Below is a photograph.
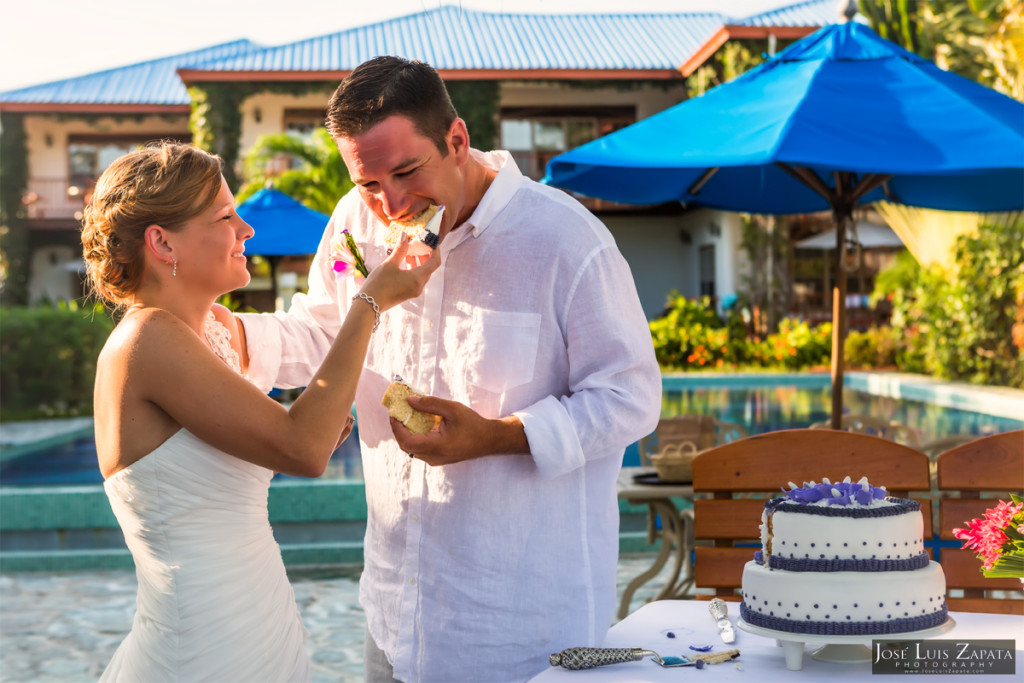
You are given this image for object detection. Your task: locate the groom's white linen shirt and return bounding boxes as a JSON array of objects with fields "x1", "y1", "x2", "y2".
[{"x1": 240, "y1": 150, "x2": 661, "y2": 682}]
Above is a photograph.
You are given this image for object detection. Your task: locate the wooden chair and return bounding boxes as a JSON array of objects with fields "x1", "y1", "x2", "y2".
[
  {"x1": 936, "y1": 430, "x2": 1024, "y2": 615},
  {"x1": 918, "y1": 434, "x2": 976, "y2": 461},
  {"x1": 809, "y1": 413, "x2": 921, "y2": 446},
  {"x1": 713, "y1": 419, "x2": 749, "y2": 445},
  {"x1": 691, "y1": 428, "x2": 932, "y2": 601},
  {"x1": 636, "y1": 415, "x2": 715, "y2": 466}
]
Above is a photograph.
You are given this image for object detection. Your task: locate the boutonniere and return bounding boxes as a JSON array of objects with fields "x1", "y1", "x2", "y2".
[{"x1": 329, "y1": 230, "x2": 369, "y2": 278}]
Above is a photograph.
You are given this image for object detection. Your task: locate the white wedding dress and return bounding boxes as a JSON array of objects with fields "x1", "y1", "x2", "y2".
[{"x1": 99, "y1": 315, "x2": 311, "y2": 682}]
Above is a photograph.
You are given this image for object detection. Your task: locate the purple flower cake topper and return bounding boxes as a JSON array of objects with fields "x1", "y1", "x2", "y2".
[{"x1": 780, "y1": 476, "x2": 887, "y2": 506}]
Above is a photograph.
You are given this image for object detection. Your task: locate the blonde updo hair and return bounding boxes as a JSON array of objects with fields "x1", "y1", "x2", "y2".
[{"x1": 81, "y1": 142, "x2": 224, "y2": 309}]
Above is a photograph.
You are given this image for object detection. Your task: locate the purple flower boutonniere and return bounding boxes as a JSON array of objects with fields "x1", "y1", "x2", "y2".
[{"x1": 329, "y1": 230, "x2": 369, "y2": 279}]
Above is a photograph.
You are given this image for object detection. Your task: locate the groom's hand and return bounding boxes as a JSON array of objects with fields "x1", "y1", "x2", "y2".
[{"x1": 390, "y1": 395, "x2": 529, "y2": 466}]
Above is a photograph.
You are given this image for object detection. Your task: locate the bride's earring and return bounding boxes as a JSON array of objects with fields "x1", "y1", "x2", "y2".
[{"x1": 171, "y1": 257, "x2": 178, "y2": 277}]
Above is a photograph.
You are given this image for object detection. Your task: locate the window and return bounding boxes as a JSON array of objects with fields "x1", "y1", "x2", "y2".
[
  {"x1": 499, "y1": 107, "x2": 634, "y2": 181},
  {"x1": 283, "y1": 109, "x2": 326, "y2": 139},
  {"x1": 68, "y1": 134, "x2": 187, "y2": 186},
  {"x1": 699, "y1": 245, "x2": 716, "y2": 299},
  {"x1": 68, "y1": 141, "x2": 135, "y2": 182}
]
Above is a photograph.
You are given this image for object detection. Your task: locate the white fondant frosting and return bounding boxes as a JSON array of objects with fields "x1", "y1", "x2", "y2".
[
  {"x1": 741, "y1": 560, "x2": 947, "y2": 635},
  {"x1": 762, "y1": 499, "x2": 925, "y2": 565},
  {"x1": 742, "y1": 479, "x2": 947, "y2": 636}
]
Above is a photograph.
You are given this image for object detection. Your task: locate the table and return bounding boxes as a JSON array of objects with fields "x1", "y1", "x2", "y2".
[
  {"x1": 617, "y1": 467, "x2": 694, "y2": 618},
  {"x1": 531, "y1": 600, "x2": 1024, "y2": 681}
]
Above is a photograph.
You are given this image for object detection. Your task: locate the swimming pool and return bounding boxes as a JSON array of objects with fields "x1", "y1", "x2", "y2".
[
  {"x1": 0, "y1": 427, "x2": 364, "y2": 487},
  {"x1": 3, "y1": 373, "x2": 1021, "y2": 486},
  {"x1": 659, "y1": 375, "x2": 1022, "y2": 441}
]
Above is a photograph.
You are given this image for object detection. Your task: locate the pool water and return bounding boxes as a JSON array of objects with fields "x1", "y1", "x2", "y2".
[
  {"x1": 0, "y1": 426, "x2": 363, "y2": 487},
  {"x1": 3, "y1": 376, "x2": 1021, "y2": 486},
  {"x1": 659, "y1": 385, "x2": 1021, "y2": 442}
]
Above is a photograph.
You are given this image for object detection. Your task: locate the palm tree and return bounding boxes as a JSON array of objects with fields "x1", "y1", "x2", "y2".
[
  {"x1": 860, "y1": 0, "x2": 1022, "y2": 100},
  {"x1": 237, "y1": 127, "x2": 352, "y2": 215},
  {"x1": 857, "y1": 0, "x2": 927, "y2": 55}
]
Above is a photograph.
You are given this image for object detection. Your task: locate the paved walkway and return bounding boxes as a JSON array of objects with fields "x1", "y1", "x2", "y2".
[{"x1": 0, "y1": 556, "x2": 678, "y2": 682}]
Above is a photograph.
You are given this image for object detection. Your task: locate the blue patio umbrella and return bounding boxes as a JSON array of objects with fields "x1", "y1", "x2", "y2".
[
  {"x1": 236, "y1": 187, "x2": 330, "y2": 302},
  {"x1": 543, "y1": 21, "x2": 1024, "y2": 428},
  {"x1": 236, "y1": 187, "x2": 330, "y2": 256}
]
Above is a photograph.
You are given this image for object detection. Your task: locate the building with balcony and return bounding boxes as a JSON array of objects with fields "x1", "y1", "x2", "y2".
[{"x1": 0, "y1": 1, "x2": 840, "y2": 313}]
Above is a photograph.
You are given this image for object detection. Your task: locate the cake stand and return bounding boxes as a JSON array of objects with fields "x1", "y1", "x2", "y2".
[{"x1": 736, "y1": 616, "x2": 956, "y2": 671}]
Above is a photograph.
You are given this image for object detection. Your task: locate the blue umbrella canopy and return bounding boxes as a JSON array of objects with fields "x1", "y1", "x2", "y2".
[
  {"x1": 236, "y1": 188, "x2": 330, "y2": 256},
  {"x1": 544, "y1": 22, "x2": 1024, "y2": 214},
  {"x1": 544, "y1": 21, "x2": 1024, "y2": 427}
]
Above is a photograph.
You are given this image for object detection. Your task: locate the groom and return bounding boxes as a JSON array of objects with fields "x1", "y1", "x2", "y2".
[{"x1": 239, "y1": 56, "x2": 661, "y2": 682}]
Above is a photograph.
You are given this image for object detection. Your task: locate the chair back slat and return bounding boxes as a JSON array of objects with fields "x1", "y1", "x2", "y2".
[
  {"x1": 692, "y1": 429, "x2": 930, "y2": 493},
  {"x1": 945, "y1": 597, "x2": 1024, "y2": 616},
  {"x1": 941, "y1": 549, "x2": 1022, "y2": 590},
  {"x1": 935, "y1": 430, "x2": 1024, "y2": 614},
  {"x1": 692, "y1": 548, "x2": 751, "y2": 589},
  {"x1": 940, "y1": 499, "x2": 1001, "y2": 539},
  {"x1": 694, "y1": 500, "x2": 765, "y2": 539},
  {"x1": 936, "y1": 431, "x2": 1024, "y2": 490}
]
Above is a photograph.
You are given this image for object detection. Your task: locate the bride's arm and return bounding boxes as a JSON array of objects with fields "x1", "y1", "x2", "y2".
[{"x1": 135, "y1": 240, "x2": 437, "y2": 476}]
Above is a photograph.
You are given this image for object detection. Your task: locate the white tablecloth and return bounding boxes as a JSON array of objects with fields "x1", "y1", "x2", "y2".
[{"x1": 530, "y1": 600, "x2": 1023, "y2": 681}]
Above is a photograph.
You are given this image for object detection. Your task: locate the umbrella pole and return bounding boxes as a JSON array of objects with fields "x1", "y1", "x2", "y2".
[
  {"x1": 830, "y1": 212, "x2": 848, "y2": 430},
  {"x1": 778, "y1": 164, "x2": 891, "y2": 430}
]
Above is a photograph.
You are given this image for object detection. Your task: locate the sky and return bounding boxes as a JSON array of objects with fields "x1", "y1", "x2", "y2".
[{"x1": 0, "y1": 0, "x2": 800, "y2": 92}]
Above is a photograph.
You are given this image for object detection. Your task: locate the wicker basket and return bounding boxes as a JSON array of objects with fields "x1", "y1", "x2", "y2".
[{"x1": 649, "y1": 441, "x2": 699, "y2": 483}]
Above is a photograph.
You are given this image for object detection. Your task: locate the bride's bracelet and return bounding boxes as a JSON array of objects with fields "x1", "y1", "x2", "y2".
[{"x1": 352, "y1": 292, "x2": 380, "y2": 333}]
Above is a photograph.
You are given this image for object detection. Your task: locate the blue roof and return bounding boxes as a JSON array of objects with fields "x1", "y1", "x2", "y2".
[
  {"x1": 734, "y1": 0, "x2": 842, "y2": 27},
  {"x1": 183, "y1": 6, "x2": 726, "y2": 73},
  {"x1": 1, "y1": 1, "x2": 837, "y2": 106},
  {"x1": 0, "y1": 40, "x2": 258, "y2": 106}
]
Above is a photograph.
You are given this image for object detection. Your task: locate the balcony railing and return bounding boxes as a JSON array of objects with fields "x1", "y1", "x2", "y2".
[{"x1": 23, "y1": 178, "x2": 95, "y2": 221}]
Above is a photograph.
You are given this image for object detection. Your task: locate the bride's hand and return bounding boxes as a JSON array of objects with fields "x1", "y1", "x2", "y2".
[{"x1": 358, "y1": 234, "x2": 440, "y2": 311}]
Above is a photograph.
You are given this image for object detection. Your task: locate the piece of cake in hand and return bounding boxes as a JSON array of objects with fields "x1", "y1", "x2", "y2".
[
  {"x1": 381, "y1": 381, "x2": 441, "y2": 435},
  {"x1": 384, "y1": 205, "x2": 444, "y2": 256}
]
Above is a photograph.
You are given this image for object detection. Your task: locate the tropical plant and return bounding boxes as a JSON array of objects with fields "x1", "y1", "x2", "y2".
[
  {"x1": 860, "y1": 1, "x2": 1022, "y2": 99},
  {"x1": 844, "y1": 325, "x2": 898, "y2": 369},
  {"x1": 686, "y1": 40, "x2": 769, "y2": 98},
  {"x1": 965, "y1": 0, "x2": 1024, "y2": 99},
  {"x1": 858, "y1": 0, "x2": 927, "y2": 55},
  {"x1": 873, "y1": 216, "x2": 1024, "y2": 387},
  {"x1": 954, "y1": 495, "x2": 1024, "y2": 579},
  {"x1": 237, "y1": 127, "x2": 353, "y2": 215}
]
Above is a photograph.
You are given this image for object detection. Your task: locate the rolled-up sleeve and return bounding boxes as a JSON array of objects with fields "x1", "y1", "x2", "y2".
[{"x1": 516, "y1": 245, "x2": 662, "y2": 480}]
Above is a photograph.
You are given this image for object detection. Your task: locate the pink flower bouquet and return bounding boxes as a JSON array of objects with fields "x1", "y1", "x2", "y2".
[
  {"x1": 952, "y1": 494, "x2": 1024, "y2": 579},
  {"x1": 329, "y1": 230, "x2": 368, "y2": 278}
]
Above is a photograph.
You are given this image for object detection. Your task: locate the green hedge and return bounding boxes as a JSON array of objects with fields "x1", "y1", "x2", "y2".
[
  {"x1": 651, "y1": 217, "x2": 1022, "y2": 387},
  {"x1": 875, "y1": 218, "x2": 1024, "y2": 388},
  {"x1": 649, "y1": 294, "x2": 833, "y2": 372},
  {"x1": 0, "y1": 304, "x2": 113, "y2": 420}
]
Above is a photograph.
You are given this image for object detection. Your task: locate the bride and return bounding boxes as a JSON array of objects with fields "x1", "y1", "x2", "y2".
[{"x1": 81, "y1": 142, "x2": 438, "y2": 682}]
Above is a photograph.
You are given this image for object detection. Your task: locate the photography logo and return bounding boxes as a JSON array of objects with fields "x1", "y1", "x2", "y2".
[{"x1": 872, "y1": 640, "x2": 1015, "y2": 675}]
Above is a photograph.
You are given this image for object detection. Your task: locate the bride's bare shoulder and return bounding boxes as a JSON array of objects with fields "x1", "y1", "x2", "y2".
[{"x1": 100, "y1": 309, "x2": 194, "y2": 362}]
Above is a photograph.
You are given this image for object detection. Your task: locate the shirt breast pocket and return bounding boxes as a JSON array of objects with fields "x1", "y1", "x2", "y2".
[{"x1": 463, "y1": 307, "x2": 542, "y2": 395}]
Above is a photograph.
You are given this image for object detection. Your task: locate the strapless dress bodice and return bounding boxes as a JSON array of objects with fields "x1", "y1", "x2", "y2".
[{"x1": 100, "y1": 429, "x2": 310, "y2": 682}]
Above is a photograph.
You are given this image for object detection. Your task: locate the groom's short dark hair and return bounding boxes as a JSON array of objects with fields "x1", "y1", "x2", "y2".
[{"x1": 325, "y1": 56, "x2": 459, "y2": 156}]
